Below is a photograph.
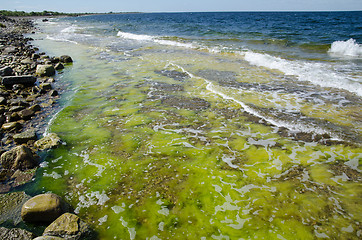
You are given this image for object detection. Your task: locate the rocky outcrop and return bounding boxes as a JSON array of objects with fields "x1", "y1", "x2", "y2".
[
  {"x1": 21, "y1": 193, "x2": 70, "y2": 223},
  {"x1": 34, "y1": 133, "x2": 62, "y2": 150},
  {"x1": 43, "y1": 213, "x2": 96, "y2": 240}
]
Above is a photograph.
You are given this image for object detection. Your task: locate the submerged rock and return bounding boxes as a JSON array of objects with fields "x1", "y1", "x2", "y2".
[
  {"x1": 0, "y1": 227, "x2": 35, "y2": 240},
  {"x1": 21, "y1": 193, "x2": 70, "y2": 223},
  {"x1": 43, "y1": 213, "x2": 95, "y2": 240},
  {"x1": 34, "y1": 133, "x2": 62, "y2": 150}
]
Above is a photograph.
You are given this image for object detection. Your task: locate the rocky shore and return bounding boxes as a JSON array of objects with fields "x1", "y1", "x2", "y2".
[{"x1": 0, "y1": 16, "x2": 96, "y2": 239}]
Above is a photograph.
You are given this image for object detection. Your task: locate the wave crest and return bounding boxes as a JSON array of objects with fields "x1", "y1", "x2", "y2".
[{"x1": 328, "y1": 38, "x2": 362, "y2": 57}]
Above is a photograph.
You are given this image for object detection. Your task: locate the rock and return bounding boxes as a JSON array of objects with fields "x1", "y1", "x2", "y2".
[
  {"x1": 40, "y1": 82, "x2": 53, "y2": 91},
  {"x1": 3, "y1": 46, "x2": 17, "y2": 54},
  {"x1": 1, "y1": 75, "x2": 36, "y2": 87},
  {"x1": 0, "y1": 227, "x2": 35, "y2": 240},
  {"x1": 54, "y1": 62, "x2": 64, "y2": 70},
  {"x1": 59, "y1": 55, "x2": 73, "y2": 63},
  {"x1": 1, "y1": 122, "x2": 22, "y2": 132},
  {"x1": 0, "y1": 66, "x2": 13, "y2": 76},
  {"x1": 20, "y1": 58, "x2": 33, "y2": 65},
  {"x1": 0, "y1": 191, "x2": 31, "y2": 225},
  {"x1": 0, "y1": 146, "x2": 36, "y2": 171},
  {"x1": 49, "y1": 90, "x2": 59, "y2": 97},
  {"x1": 9, "y1": 105, "x2": 25, "y2": 112},
  {"x1": 35, "y1": 133, "x2": 62, "y2": 150},
  {"x1": 34, "y1": 237, "x2": 65, "y2": 240},
  {"x1": 18, "y1": 108, "x2": 35, "y2": 120},
  {"x1": 0, "y1": 96, "x2": 7, "y2": 105},
  {"x1": 36, "y1": 64, "x2": 55, "y2": 77},
  {"x1": 13, "y1": 129, "x2": 37, "y2": 144},
  {"x1": 29, "y1": 104, "x2": 41, "y2": 112},
  {"x1": 43, "y1": 213, "x2": 95, "y2": 240},
  {"x1": 21, "y1": 193, "x2": 70, "y2": 223}
]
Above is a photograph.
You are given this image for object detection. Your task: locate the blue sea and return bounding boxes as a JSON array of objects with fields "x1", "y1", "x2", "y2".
[{"x1": 31, "y1": 12, "x2": 361, "y2": 239}]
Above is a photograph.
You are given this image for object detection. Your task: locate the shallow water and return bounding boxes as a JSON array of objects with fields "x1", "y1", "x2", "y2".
[{"x1": 29, "y1": 12, "x2": 361, "y2": 239}]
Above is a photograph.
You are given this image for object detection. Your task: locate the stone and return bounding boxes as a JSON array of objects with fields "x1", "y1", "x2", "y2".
[
  {"x1": 1, "y1": 75, "x2": 36, "y2": 87},
  {"x1": 43, "y1": 213, "x2": 95, "y2": 240},
  {"x1": 0, "y1": 227, "x2": 35, "y2": 240},
  {"x1": 54, "y1": 62, "x2": 64, "y2": 70},
  {"x1": 40, "y1": 82, "x2": 53, "y2": 91},
  {"x1": 21, "y1": 193, "x2": 69, "y2": 223},
  {"x1": 29, "y1": 104, "x2": 41, "y2": 112},
  {"x1": 13, "y1": 129, "x2": 37, "y2": 144},
  {"x1": 35, "y1": 133, "x2": 62, "y2": 150},
  {"x1": 9, "y1": 105, "x2": 25, "y2": 112},
  {"x1": 59, "y1": 55, "x2": 73, "y2": 63},
  {"x1": 0, "y1": 145, "x2": 37, "y2": 171},
  {"x1": 0, "y1": 96, "x2": 7, "y2": 105},
  {"x1": 3, "y1": 46, "x2": 17, "y2": 54},
  {"x1": 36, "y1": 64, "x2": 55, "y2": 77},
  {"x1": 49, "y1": 90, "x2": 59, "y2": 96},
  {"x1": 0, "y1": 66, "x2": 13, "y2": 76},
  {"x1": 1, "y1": 122, "x2": 22, "y2": 131},
  {"x1": 18, "y1": 108, "x2": 35, "y2": 120},
  {"x1": 20, "y1": 58, "x2": 33, "y2": 65}
]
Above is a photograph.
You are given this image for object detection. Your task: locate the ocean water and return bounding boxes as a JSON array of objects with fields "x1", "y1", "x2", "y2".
[{"x1": 30, "y1": 12, "x2": 361, "y2": 239}]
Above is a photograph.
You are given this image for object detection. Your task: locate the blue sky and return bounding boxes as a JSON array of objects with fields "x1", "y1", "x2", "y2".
[{"x1": 2, "y1": 0, "x2": 361, "y2": 13}]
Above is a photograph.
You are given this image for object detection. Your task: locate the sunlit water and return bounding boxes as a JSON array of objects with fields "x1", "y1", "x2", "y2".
[{"x1": 28, "y1": 12, "x2": 361, "y2": 239}]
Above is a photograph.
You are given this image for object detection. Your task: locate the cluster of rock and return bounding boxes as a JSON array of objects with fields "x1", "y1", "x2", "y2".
[
  {"x1": 1, "y1": 193, "x2": 96, "y2": 239},
  {"x1": 0, "y1": 16, "x2": 96, "y2": 240}
]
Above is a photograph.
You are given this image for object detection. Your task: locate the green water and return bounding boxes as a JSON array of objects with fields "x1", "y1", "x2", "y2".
[{"x1": 30, "y1": 35, "x2": 362, "y2": 240}]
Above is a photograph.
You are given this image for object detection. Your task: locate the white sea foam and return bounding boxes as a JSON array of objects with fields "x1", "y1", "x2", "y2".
[
  {"x1": 117, "y1": 31, "x2": 195, "y2": 48},
  {"x1": 328, "y1": 38, "x2": 362, "y2": 57},
  {"x1": 243, "y1": 51, "x2": 362, "y2": 96}
]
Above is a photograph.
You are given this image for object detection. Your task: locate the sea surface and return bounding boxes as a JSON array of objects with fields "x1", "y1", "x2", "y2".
[{"x1": 29, "y1": 12, "x2": 361, "y2": 239}]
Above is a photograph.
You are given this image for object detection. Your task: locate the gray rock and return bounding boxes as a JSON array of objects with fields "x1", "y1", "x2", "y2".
[
  {"x1": 34, "y1": 133, "x2": 62, "y2": 150},
  {"x1": 20, "y1": 58, "x2": 34, "y2": 65},
  {"x1": 1, "y1": 75, "x2": 36, "y2": 87},
  {"x1": 3, "y1": 46, "x2": 17, "y2": 54},
  {"x1": 59, "y1": 55, "x2": 73, "y2": 63},
  {"x1": 36, "y1": 64, "x2": 55, "y2": 77},
  {"x1": 43, "y1": 213, "x2": 95, "y2": 240},
  {"x1": 0, "y1": 227, "x2": 35, "y2": 240},
  {"x1": 13, "y1": 129, "x2": 37, "y2": 144},
  {"x1": 0, "y1": 66, "x2": 13, "y2": 76},
  {"x1": 0, "y1": 145, "x2": 37, "y2": 171},
  {"x1": 21, "y1": 193, "x2": 70, "y2": 223}
]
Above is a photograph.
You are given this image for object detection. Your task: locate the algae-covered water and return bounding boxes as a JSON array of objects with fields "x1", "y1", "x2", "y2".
[{"x1": 30, "y1": 12, "x2": 361, "y2": 239}]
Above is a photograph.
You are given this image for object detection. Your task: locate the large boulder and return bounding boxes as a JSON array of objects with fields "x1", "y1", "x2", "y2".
[
  {"x1": 0, "y1": 227, "x2": 35, "y2": 240},
  {"x1": 59, "y1": 55, "x2": 73, "y2": 63},
  {"x1": 21, "y1": 193, "x2": 70, "y2": 223},
  {"x1": 43, "y1": 213, "x2": 95, "y2": 240},
  {"x1": 36, "y1": 64, "x2": 55, "y2": 77},
  {"x1": 34, "y1": 133, "x2": 62, "y2": 150},
  {"x1": 13, "y1": 129, "x2": 37, "y2": 144},
  {"x1": 1, "y1": 75, "x2": 36, "y2": 87},
  {"x1": 0, "y1": 145, "x2": 37, "y2": 171}
]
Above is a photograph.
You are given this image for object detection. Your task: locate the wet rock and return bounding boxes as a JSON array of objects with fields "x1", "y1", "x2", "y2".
[
  {"x1": 1, "y1": 75, "x2": 36, "y2": 87},
  {"x1": 55, "y1": 63, "x2": 64, "y2": 70},
  {"x1": 40, "y1": 82, "x2": 53, "y2": 91},
  {"x1": 0, "y1": 96, "x2": 7, "y2": 105},
  {"x1": 21, "y1": 193, "x2": 70, "y2": 223},
  {"x1": 59, "y1": 55, "x2": 73, "y2": 63},
  {"x1": 20, "y1": 58, "x2": 33, "y2": 65},
  {"x1": 161, "y1": 96, "x2": 210, "y2": 111},
  {"x1": 29, "y1": 104, "x2": 41, "y2": 112},
  {"x1": 34, "y1": 133, "x2": 62, "y2": 151},
  {"x1": 43, "y1": 213, "x2": 96, "y2": 240},
  {"x1": 49, "y1": 90, "x2": 59, "y2": 97},
  {"x1": 0, "y1": 227, "x2": 35, "y2": 240},
  {"x1": 1, "y1": 122, "x2": 22, "y2": 132},
  {"x1": 9, "y1": 105, "x2": 25, "y2": 112},
  {"x1": 0, "y1": 66, "x2": 13, "y2": 76},
  {"x1": 36, "y1": 64, "x2": 55, "y2": 77},
  {"x1": 0, "y1": 191, "x2": 31, "y2": 225},
  {"x1": 18, "y1": 108, "x2": 35, "y2": 120},
  {"x1": 155, "y1": 69, "x2": 190, "y2": 81},
  {"x1": 34, "y1": 236, "x2": 65, "y2": 240},
  {"x1": 0, "y1": 145, "x2": 37, "y2": 171},
  {"x1": 13, "y1": 129, "x2": 37, "y2": 144}
]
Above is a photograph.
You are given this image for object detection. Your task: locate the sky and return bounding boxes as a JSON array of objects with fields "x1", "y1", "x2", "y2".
[{"x1": 1, "y1": 0, "x2": 361, "y2": 13}]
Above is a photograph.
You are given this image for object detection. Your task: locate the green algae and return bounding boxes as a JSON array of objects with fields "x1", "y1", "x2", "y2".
[{"x1": 31, "y1": 32, "x2": 362, "y2": 240}]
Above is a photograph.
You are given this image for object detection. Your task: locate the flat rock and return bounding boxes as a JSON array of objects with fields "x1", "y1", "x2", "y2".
[
  {"x1": 21, "y1": 193, "x2": 69, "y2": 223},
  {"x1": 13, "y1": 129, "x2": 37, "y2": 144},
  {"x1": 1, "y1": 121, "x2": 22, "y2": 132},
  {"x1": 43, "y1": 213, "x2": 95, "y2": 240},
  {"x1": 18, "y1": 108, "x2": 35, "y2": 120},
  {"x1": 1, "y1": 75, "x2": 36, "y2": 87},
  {"x1": 0, "y1": 227, "x2": 35, "y2": 240},
  {"x1": 36, "y1": 64, "x2": 55, "y2": 77}
]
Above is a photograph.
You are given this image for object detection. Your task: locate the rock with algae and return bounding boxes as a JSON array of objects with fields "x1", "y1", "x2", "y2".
[{"x1": 34, "y1": 133, "x2": 62, "y2": 151}]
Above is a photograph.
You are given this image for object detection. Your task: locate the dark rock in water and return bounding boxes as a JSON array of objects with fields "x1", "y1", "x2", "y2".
[
  {"x1": 13, "y1": 129, "x2": 37, "y2": 144},
  {"x1": 43, "y1": 213, "x2": 96, "y2": 240},
  {"x1": 0, "y1": 145, "x2": 37, "y2": 171},
  {"x1": 59, "y1": 55, "x2": 73, "y2": 63},
  {"x1": 34, "y1": 133, "x2": 62, "y2": 151},
  {"x1": 18, "y1": 108, "x2": 35, "y2": 120},
  {"x1": 0, "y1": 66, "x2": 13, "y2": 76},
  {"x1": 49, "y1": 90, "x2": 59, "y2": 97},
  {"x1": 21, "y1": 193, "x2": 71, "y2": 223},
  {"x1": 54, "y1": 63, "x2": 64, "y2": 70},
  {"x1": 9, "y1": 105, "x2": 25, "y2": 112},
  {"x1": 0, "y1": 191, "x2": 31, "y2": 225},
  {"x1": 155, "y1": 70, "x2": 190, "y2": 81},
  {"x1": 161, "y1": 96, "x2": 210, "y2": 111},
  {"x1": 0, "y1": 96, "x2": 7, "y2": 105},
  {"x1": 0, "y1": 226, "x2": 35, "y2": 240},
  {"x1": 36, "y1": 65, "x2": 55, "y2": 77},
  {"x1": 29, "y1": 104, "x2": 41, "y2": 112},
  {"x1": 1, "y1": 75, "x2": 36, "y2": 87},
  {"x1": 40, "y1": 82, "x2": 53, "y2": 91}
]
